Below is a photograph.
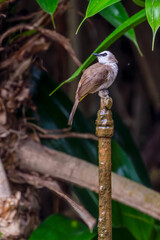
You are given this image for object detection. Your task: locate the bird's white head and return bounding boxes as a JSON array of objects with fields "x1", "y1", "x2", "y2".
[{"x1": 93, "y1": 51, "x2": 118, "y2": 65}]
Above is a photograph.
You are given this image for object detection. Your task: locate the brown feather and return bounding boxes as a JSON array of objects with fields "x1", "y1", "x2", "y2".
[
  {"x1": 76, "y1": 63, "x2": 112, "y2": 100},
  {"x1": 68, "y1": 99, "x2": 79, "y2": 126}
]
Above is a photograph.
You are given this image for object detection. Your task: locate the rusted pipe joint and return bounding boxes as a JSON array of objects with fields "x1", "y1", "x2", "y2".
[{"x1": 96, "y1": 91, "x2": 114, "y2": 138}]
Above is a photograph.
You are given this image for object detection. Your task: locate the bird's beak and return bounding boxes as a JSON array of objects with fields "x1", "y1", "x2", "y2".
[{"x1": 93, "y1": 53, "x2": 101, "y2": 56}]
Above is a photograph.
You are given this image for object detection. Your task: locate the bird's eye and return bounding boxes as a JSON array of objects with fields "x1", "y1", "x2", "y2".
[{"x1": 102, "y1": 53, "x2": 107, "y2": 56}]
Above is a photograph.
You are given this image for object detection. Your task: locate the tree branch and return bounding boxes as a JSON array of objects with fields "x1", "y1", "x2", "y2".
[{"x1": 17, "y1": 139, "x2": 160, "y2": 220}]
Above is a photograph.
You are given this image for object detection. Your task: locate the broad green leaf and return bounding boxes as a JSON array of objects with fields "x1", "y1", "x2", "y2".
[
  {"x1": 29, "y1": 214, "x2": 97, "y2": 240},
  {"x1": 112, "y1": 140, "x2": 153, "y2": 240},
  {"x1": 86, "y1": 0, "x2": 120, "y2": 18},
  {"x1": 113, "y1": 112, "x2": 150, "y2": 187},
  {"x1": 112, "y1": 139, "x2": 142, "y2": 183},
  {"x1": 112, "y1": 201, "x2": 154, "y2": 240},
  {"x1": 133, "y1": 0, "x2": 145, "y2": 7},
  {"x1": 76, "y1": 0, "x2": 121, "y2": 34},
  {"x1": 36, "y1": 0, "x2": 58, "y2": 15},
  {"x1": 36, "y1": 0, "x2": 58, "y2": 28},
  {"x1": 50, "y1": 9, "x2": 146, "y2": 95},
  {"x1": 100, "y1": 3, "x2": 142, "y2": 54},
  {"x1": 145, "y1": 0, "x2": 160, "y2": 50}
]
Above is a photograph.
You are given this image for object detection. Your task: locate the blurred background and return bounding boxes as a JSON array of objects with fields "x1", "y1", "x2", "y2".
[
  {"x1": 1, "y1": 0, "x2": 160, "y2": 190},
  {"x1": 1, "y1": 0, "x2": 160, "y2": 238}
]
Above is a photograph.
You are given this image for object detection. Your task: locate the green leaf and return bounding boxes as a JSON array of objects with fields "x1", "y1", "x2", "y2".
[
  {"x1": 113, "y1": 227, "x2": 136, "y2": 240},
  {"x1": 112, "y1": 139, "x2": 142, "y2": 183},
  {"x1": 50, "y1": 9, "x2": 146, "y2": 95},
  {"x1": 29, "y1": 214, "x2": 97, "y2": 240},
  {"x1": 112, "y1": 201, "x2": 155, "y2": 240},
  {"x1": 113, "y1": 112, "x2": 151, "y2": 187},
  {"x1": 35, "y1": 0, "x2": 58, "y2": 28},
  {"x1": 100, "y1": 3, "x2": 142, "y2": 54},
  {"x1": 76, "y1": 0, "x2": 121, "y2": 34},
  {"x1": 145, "y1": 0, "x2": 160, "y2": 50},
  {"x1": 133, "y1": 0, "x2": 145, "y2": 7},
  {"x1": 36, "y1": 0, "x2": 58, "y2": 14},
  {"x1": 152, "y1": 223, "x2": 160, "y2": 240},
  {"x1": 86, "y1": 0, "x2": 121, "y2": 18}
]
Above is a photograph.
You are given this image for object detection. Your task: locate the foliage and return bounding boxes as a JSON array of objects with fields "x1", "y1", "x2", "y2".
[
  {"x1": 1, "y1": 0, "x2": 160, "y2": 239},
  {"x1": 100, "y1": 2, "x2": 141, "y2": 53},
  {"x1": 39, "y1": 0, "x2": 160, "y2": 94},
  {"x1": 36, "y1": 0, "x2": 58, "y2": 15},
  {"x1": 145, "y1": 0, "x2": 160, "y2": 50},
  {"x1": 76, "y1": 0, "x2": 121, "y2": 34},
  {"x1": 29, "y1": 214, "x2": 97, "y2": 240},
  {"x1": 133, "y1": 0, "x2": 145, "y2": 7},
  {"x1": 49, "y1": 9, "x2": 146, "y2": 95},
  {"x1": 35, "y1": 0, "x2": 160, "y2": 91},
  {"x1": 36, "y1": 0, "x2": 58, "y2": 28}
]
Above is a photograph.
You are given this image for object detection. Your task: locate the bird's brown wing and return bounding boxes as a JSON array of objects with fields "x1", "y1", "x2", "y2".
[{"x1": 77, "y1": 63, "x2": 109, "y2": 100}]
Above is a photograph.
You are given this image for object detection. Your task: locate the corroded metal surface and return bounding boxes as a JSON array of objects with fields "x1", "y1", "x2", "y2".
[{"x1": 96, "y1": 90, "x2": 114, "y2": 240}]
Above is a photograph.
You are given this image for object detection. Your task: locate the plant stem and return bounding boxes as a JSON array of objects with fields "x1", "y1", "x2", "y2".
[
  {"x1": 50, "y1": 14, "x2": 56, "y2": 29},
  {"x1": 76, "y1": 18, "x2": 86, "y2": 35}
]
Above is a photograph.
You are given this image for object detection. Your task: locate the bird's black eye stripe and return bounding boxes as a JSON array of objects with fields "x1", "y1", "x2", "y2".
[{"x1": 102, "y1": 53, "x2": 107, "y2": 56}]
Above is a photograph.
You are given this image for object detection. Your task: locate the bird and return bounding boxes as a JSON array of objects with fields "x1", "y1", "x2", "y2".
[{"x1": 68, "y1": 50, "x2": 118, "y2": 126}]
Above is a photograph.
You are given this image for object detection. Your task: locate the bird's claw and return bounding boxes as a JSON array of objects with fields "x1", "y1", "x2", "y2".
[{"x1": 98, "y1": 89, "x2": 109, "y2": 98}]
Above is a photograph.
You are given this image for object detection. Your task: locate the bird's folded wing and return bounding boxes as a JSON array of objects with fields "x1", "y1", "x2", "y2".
[{"x1": 77, "y1": 63, "x2": 109, "y2": 99}]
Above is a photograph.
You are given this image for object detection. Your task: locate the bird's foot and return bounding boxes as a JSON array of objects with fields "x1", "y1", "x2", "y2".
[
  {"x1": 98, "y1": 89, "x2": 109, "y2": 99},
  {"x1": 98, "y1": 90, "x2": 113, "y2": 109}
]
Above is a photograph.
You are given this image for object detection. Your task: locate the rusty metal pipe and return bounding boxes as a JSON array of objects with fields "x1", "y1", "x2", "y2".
[{"x1": 96, "y1": 90, "x2": 114, "y2": 240}]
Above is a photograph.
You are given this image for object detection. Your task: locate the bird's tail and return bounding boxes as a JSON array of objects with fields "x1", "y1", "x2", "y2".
[{"x1": 68, "y1": 99, "x2": 79, "y2": 126}]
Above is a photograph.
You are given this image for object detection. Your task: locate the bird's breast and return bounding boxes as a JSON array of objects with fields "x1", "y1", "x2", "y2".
[
  {"x1": 96, "y1": 63, "x2": 118, "y2": 91},
  {"x1": 107, "y1": 63, "x2": 118, "y2": 80}
]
